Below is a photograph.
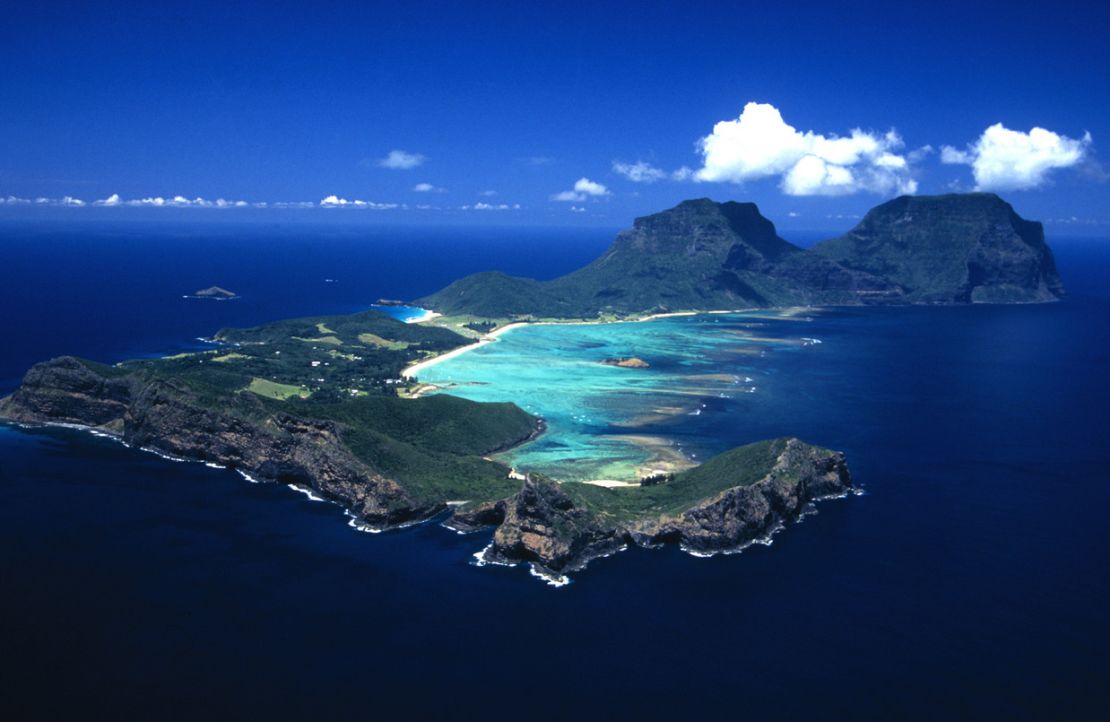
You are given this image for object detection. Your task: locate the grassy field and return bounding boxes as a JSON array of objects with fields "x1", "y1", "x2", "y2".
[
  {"x1": 357, "y1": 333, "x2": 409, "y2": 350},
  {"x1": 293, "y1": 335, "x2": 344, "y2": 346},
  {"x1": 247, "y1": 377, "x2": 310, "y2": 400}
]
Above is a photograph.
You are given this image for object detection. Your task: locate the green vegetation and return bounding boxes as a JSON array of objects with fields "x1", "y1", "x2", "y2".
[
  {"x1": 564, "y1": 438, "x2": 790, "y2": 521},
  {"x1": 416, "y1": 194, "x2": 1062, "y2": 318},
  {"x1": 272, "y1": 394, "x2": 536, "y2": 503},
  {"x1": 294, "y1": 335, "x2": 344, "y2": 346},
  {"x1": 117, "y1": 309, "x2": 470, "y2": 400},
  {"x1": 812, "y1": 193, "x2": 1063, "y2": 303},
  {"x1": 70, "y1": 308, "x2": 541, "y2": 506},
  {"x1": 247, "y1": 377, "x2": 310, "y2": 400},
  {"x1": 463, "y1": 320, "x2": 498, "y2": 334},
  {"x1": 358, "y1": 333, "x2": 410, "y2": 350}
]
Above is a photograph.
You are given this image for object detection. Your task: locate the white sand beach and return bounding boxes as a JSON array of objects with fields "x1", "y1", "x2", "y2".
[{"x1": 401, "y1": 321, "x2": 528, "y2": 378}]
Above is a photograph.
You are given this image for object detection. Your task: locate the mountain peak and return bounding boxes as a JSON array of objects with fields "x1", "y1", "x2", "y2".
[
  {"x1": 417, "y1": 193, "x2": 1063, "y2": 316},
  {"x1": 815, "y1": 193, "x2": 1062, "y2": 303}
]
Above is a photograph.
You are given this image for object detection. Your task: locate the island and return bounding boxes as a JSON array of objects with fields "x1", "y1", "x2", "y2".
[
  {"x1": 417, "y1": 192, "x2": 1062, "y2": 316},
  {"x1": 189, "y1": 286, "x2": 239, "y2": 300},
  {"x1": 601, "y1": 357, "x2": 650, "y2": 368},
  {"x1": 0, "y1": 192, "x2": 1064, "y2": 583}
]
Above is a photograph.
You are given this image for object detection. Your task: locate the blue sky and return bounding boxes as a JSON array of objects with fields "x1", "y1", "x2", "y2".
[{"x1": 1, "y1": 0, "x2": 1106, "y2": 231}]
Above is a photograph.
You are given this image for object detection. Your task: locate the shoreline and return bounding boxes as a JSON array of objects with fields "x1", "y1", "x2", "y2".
[
  {"x1": 401, "y1": 322, "x2": 528, "y2": 379},
  {"x1": 401, "y1": 308, "x2": 442, "y2": 324},
  {"x1": 401, "y1": 307, "x2": 767, "y2": 382}
]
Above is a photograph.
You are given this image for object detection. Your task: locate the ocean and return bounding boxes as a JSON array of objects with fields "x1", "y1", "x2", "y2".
[{"x1": 1, "y1": 221, "x2": 1108, "y2": 719}]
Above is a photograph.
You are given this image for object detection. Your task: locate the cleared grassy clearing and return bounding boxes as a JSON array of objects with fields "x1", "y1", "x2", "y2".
[
  {"x1": 358, "y1": 333, "x2": 409, "y2": 350},
  {"x1": 247, "y1": 377, "x2": 310, "y2": 400},
  {"x1": 293, "y1": 335, "x2": 344, "y2": 346}
]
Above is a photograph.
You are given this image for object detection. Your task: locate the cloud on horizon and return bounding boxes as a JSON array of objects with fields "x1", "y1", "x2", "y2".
[
  {"x1": 940, "y1": 123, "x2": 1092, "y2": 191},
  {"x1": 2, "y1": 194, "x2": 255, "y2": 208},
  {"x1": 694, "y1": 102, "x2": 917, "y2": 196},
  {"x1": 551, "y1": 177, "x2": 610, "y2": 202},
  {"x1": 320, "y1": 195, "x2": 399, "y2": 209},
  {"x1": 378, "y1": 149, "x2": 426, "y2": 170},
  {"x1": 460, "y1": 202, "x2": 521, "y2": 211},
  {"x1": 1, "y1": 193, "x2": 457, "y2": 210}
]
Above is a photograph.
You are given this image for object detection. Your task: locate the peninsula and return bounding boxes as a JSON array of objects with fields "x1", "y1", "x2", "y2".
[{"x1": 0, "y1": 193, "x2": 1063, "y2": 581}]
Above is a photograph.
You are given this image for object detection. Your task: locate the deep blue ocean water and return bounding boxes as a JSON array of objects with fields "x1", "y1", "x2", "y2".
[{"x1": 1, "y1": 222, "x2": 1108, "y2": 720}]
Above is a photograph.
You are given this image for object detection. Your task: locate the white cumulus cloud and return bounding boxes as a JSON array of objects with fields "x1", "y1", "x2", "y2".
[
  {"x1": 940, "y1": 123, "x2": 1092, "y2": 191},
  {"x1": 613, "y1": 160, "x2": 666, "y2": 183},
  {"x1": 94, "y1": 193, "x2": 122, "y2": 206},
  {"x1": 320, "y1": 195, "x2": 399, "y2": 209},
  {"x1": 412, "y1": 182, "x2": 446, "y2": 193},
  {"x1": 694, "y1": 102, "x2": 917, "y2": 196},
  {"x1": 378, "y1": 150, "x2": 426, "y2": 170},
  {"x1": 551, "y1": 177, "x2": 610, "y2": 202}
]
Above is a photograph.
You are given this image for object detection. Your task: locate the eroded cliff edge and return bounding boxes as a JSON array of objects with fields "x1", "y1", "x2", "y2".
[{"x1": 452, "y1": 437, "x2": 854, "y2": 578}]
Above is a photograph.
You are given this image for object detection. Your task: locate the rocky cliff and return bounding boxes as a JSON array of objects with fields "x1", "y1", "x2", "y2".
[
  {"x1": 2, "y1": 359, "x2": 853, "y2": 580},
  {"x1": 450, "y1": 438, "x2": 854, "y2": 578},
  {"x1": 1, "y1": 357, "x2": 465, "y2": 527}
]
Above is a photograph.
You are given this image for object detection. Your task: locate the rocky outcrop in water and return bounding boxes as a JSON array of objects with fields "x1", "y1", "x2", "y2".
[{"x1": 601, "y1": 357, "x2": 650, "y2": 368}]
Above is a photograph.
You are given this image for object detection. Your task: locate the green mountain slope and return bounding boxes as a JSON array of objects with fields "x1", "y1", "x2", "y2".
[
  {"x1": 417, "y1": 194, "x2": 1063, "y2": 318},
  {"x1": 812, "y1": 193, "x2": 1064, "y2": 303}
]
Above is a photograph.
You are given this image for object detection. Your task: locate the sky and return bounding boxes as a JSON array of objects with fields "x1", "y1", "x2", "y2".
[{"x1": 1, "y1": 0, "x2": 1107, "y2": 232}]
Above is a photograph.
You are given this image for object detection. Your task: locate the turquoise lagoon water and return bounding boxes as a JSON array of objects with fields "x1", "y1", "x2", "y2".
[{"x1": 417, "y1": 310, "x2": 822, "y2": 481}]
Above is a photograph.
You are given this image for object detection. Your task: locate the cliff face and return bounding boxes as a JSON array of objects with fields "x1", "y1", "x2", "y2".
[
  {"x1": 481, "y1": 478, "x2": 629, "y2": 572},
  {"x1": 548, "y1": 198, "x2": 898, "y2": 309},
  {"x1": 0, "y1": 357, "x2": 437, "y2": 527},
  {"x1": 626, "y1": 438, "x2": 852, "y2": 553},
  {"x1": 550, "y1": 199, "x2": 788, "y2": 310},
  {"x1": 813, "y1": 193, "x2": 1064, "y2": 303},
  {"x1": 451, "y1": 438, "x2": 853, "y2": 577},
  {"x1": 417, "y1": 193, "x2": 1064, "y2": 317}
]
